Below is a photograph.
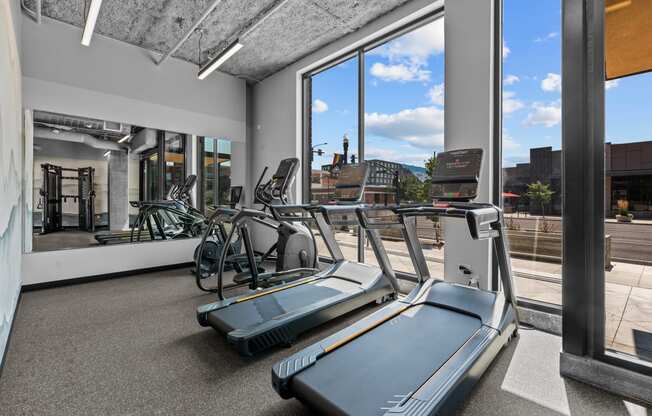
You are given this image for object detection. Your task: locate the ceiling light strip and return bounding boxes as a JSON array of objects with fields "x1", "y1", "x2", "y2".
[
  {"x1": 197, "y1": 40, "x2": 243, "y2": 80},
  {"x1": 81, "y1": 0, "x2": 103, "y2": 46}
]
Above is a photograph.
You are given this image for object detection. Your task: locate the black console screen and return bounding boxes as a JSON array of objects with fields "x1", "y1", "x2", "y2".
[
  {"x1": 273, "y1": 158, "x2": 298, "y2": 180},
  {"x1": 431, "y1": 148, "x2": 483, "y2": 201},
  {"x1": 334, "y1": 163, "x2": 368, "y2": 202}
]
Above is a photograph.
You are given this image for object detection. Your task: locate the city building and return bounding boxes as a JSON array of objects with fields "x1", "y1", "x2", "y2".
[{"x1": 504, "y1": 141, "x2": 652, "y2": 218}]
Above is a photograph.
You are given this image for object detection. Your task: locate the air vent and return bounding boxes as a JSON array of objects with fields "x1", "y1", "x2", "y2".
[{"x1": 103, "y1": 120, "x2": 123, "y2": 132}]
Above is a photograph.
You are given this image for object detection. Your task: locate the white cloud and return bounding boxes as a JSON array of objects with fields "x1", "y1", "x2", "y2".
[
  {"x1": 364, "y1": 147, "x2": 433, "y2": 166},
  {"x1": 369, "y1": 62, "x2": 430, "y2": 82},
  {"x1": 504, "y1": 74, "x2": 520, "y2": 85},
  {"x1": 373, "y1": 18, "x2": 444, "y2": 66},
  {"x1": 365, "y1": 106, "x2": 444, "y2": 149},
  {"x1": 313, "y1": 99, "x2": 328, "y2": 113},
  {"x1": 503, "y1": 91, "x2": 524, "y2": 114},
  {"x1": 541, "y1": 73, "x2": 562, "y2": 92},
  {"x1": 524, "y1": 102, "x2": 562, "y2": 127},
  {"x1": 534, "y1": 32, "x2": 559, "y2": 42},
  {"x1": 503, "y1": 41, "x2": 511, "y2": 59},
  {"x1": 367, "y1": 19, "x2": 443, "y2": 85},
  {"x1": 427, "y1": 83, "x2": 445, "y2": 106},
  {"x1": 605, "y1": 79, "x2": 620, "y2": 90},
  {"x1": 502, "y1": 130, "x2": 521, "y2": 151}
]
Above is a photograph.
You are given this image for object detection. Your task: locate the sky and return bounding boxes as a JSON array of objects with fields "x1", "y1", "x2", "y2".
[{"x1": 310, "y1": 0, "x2": 652, "y2": 171}]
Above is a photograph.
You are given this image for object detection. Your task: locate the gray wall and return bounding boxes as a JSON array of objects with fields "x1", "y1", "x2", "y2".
[{"x1": 1, "y1": 0, "x2": 23, "y2": 365}]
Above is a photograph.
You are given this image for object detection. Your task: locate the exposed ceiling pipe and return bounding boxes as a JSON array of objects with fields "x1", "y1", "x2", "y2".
[
  {"x1": 129, "y1": 128, "x2": 158, "y2": 154},
  {"x1": 34, "y1": 127, "x2": 122, "y2": 151},
  {"x1": 21, "y1": 0, "x2": 42, "y2": 24},
  {"x1": 156, "y1": 0, "x2": 223, "y2": 66}
]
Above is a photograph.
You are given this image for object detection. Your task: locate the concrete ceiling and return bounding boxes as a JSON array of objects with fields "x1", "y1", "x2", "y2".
[{"x1": 26, "y1": 0, "x2": 411, "y2": 81}]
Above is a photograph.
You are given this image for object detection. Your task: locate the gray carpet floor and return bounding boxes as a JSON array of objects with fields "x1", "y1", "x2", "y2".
[{"x1": 0, "y1": 268, "x2": 648, "y2": 415}]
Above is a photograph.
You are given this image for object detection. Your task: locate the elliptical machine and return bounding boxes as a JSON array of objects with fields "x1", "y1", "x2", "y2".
[{"x1": 194, "y1": 158, "x2": 318, "y2": 293}]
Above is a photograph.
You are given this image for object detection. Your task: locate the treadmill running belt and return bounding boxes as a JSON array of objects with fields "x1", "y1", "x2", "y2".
[
  {"x1": 292, "y1": 305, "x2": 482, "y2": 416},
  {"x1": 207, "y1": 279, "x2": 362, "y2": 332}
]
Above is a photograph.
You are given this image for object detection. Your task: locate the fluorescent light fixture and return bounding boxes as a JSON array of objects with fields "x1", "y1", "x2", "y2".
[
  {"x1": 103, "y1": 150, "x2": 111, "y2": 158},
  {"x1": 198, "y1": 40, "x2": 243, "y2": 80},
  {"x1": 118, "y1": 134, "x2": 131, "y2": 143},
  {"x1": 81, "y1": 0, "x2": 103, "y2": 46}
]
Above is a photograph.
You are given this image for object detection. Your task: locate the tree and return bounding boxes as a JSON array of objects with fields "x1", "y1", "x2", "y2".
[
  {"x1": 399, "y1": 175, "x2": 428, "y2": 203},
  {"x1": 424, "y1": 154, "x2": 438, "y2": 178},
  {"x1": 526, "y1": 181, "x2": 554, "y2": 217}
]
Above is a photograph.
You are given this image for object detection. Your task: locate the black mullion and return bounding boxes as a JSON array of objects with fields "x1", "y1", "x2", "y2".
[
  {"x1": 158, "y1": 130, "x2": 165, "y2": 200},
  {"x1": 561, "y1": 0, "x2": 605, "y2": 357},
  {"x1": 215, "y1": 139, "x2": 221, "y2": 206},
  {"x1": 197, "y1": 136, "x2": 205, "y2": 213},
  {"x1": 587, "y1": 0, "x2": 606, "y2": 357},
  {"x1": 303, "y1": 76, "x2": 312, "y2": 204}
]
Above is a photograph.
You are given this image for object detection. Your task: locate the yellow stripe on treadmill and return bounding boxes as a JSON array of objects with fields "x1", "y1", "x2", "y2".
[
  {"x1": 323, "y1": 304, "x2": 411, "y2": 353},
  {"x1": 234, "y1": 277, "x2": 322, "y2": 303}
]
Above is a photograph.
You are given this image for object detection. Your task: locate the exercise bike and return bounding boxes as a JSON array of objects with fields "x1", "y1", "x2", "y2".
[{"x1": 194, "y1": 157, "x2": 319, "y2": 293}]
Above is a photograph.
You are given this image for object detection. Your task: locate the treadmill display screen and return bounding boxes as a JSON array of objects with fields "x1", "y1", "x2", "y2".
[
  {"x1": 431, "y1": 148, "x2": 483, "y2": 201},
  {"x1": 334, "y1": 163, "x2": 368, "y2": 202}
]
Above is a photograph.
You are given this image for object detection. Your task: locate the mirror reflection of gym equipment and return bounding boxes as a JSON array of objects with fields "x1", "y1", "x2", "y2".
[
  {"x1": 39, "y1": 164, "x2": 96, "y2": 234},
  {"x1": 31, "y1": 110, "x2": 234, "y2": 252}
]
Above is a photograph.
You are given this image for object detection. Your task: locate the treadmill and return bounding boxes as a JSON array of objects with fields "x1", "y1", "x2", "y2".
[
  {"x1": 272, "y1": 148, "x2": 519, "y2": 415},
  {"x1": 196, "y1": 162, "x2": 401, "y2": 356}
]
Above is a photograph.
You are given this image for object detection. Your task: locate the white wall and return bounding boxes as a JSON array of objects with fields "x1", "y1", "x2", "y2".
[
  {"x1": 22, "y1": 238, "x2": 201, "y2": 285},
  {"x1": 250, "y1": 0, "x2": 498, "y2": 288},
  {"x1": 1, "y1": 0, "x2": 23, "y2": 361},
  {"x1": 20, "y1": 14, "x2": 248, "y2": 284}
]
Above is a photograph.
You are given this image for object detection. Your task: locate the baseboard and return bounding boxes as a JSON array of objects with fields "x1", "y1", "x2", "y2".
[
  {"x1": 0, "y1": 292, "x2": 22, "y2": 381},
  {"x1": 560, "y1": 352, "x2": 652, "y2": 406},
  {"x1": 21, "y1": 262, "x2": 194, "y2": 292}
]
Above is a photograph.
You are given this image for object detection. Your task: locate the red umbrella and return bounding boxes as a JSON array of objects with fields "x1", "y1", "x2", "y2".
[{"x1": 502, "y1": 192, "x2": 520, "y2": 198}]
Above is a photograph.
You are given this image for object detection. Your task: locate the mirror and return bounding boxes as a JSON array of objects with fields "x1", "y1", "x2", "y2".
[{"x1": 31, "y1": 110, "x2": 234, "y2": 252}]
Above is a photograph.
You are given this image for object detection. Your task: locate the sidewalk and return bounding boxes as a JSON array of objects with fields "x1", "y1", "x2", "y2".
[{"x1": 315, "y1": 230, "x2": 652, "y2": 361}]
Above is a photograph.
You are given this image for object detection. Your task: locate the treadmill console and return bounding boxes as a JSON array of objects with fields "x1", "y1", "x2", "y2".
[
  {"x1": 431, "y1": 148, "x2": 483, "y2": 202},
  {"x1": 334, "y1": 163, "x2": 369, "y2": 203}
]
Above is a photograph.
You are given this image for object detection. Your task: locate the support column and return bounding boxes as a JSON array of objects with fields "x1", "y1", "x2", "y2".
[
  {"x1": 444, "y1": 0, "x2": 496, "y2": 288},
  {"x1": 108, "y1": 150, "x2": 129, "y2": 231}
]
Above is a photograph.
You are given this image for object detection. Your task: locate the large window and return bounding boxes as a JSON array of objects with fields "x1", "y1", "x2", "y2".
[
  {"x1": 502, "y1": 0, "x2": 563, "y2": 305},
  {"x1": 363, "y1": 18, "x2": 445, "y2": 276},
  {"x1": 305, "y1": 12, "x2": 444, "y2": 274},
  {"x1": 308, "y1": 55, "x2": 359, "y2": 261}
]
